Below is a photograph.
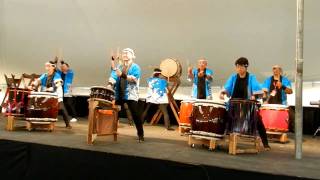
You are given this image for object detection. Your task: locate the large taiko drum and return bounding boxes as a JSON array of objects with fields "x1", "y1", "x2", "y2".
[
  {"x1": 159, "y1": 58, "x2": 182, "y2": 78},
  {"x1": 228, "y1": 99, "x2": 259, "y2": 136},
  {"x1": 3, "y1": 88, "x2": 30, "y2": 116},
  {"x1": 259, "y1": 104, "x2": 289, "y2": 132},
  {"x1": 90, "y1": 86, "x2": 115, "y2": 103},
  {"x1": 26, "y1": 92, "x2": 59, "y2": 122},
  {"x1": 190, "y1": 101, "x2": 226, "y2": 137},
  {"x1": 179, "y1": 100, "x2": 195, "y2": 126}
]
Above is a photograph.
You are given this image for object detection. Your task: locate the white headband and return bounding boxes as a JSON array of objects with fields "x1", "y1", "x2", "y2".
[
  {"x1": 122, "y1": 48, "x2": 136, "y2": 59},
  {"x1": 45, "y1": 62, "x2": 56, "y2": 67}
]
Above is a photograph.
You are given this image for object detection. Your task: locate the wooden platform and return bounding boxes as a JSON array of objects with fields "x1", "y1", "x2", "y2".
[
  {"x1": 26, "y1": 121, "x2": 55, "y2": 132},
  {"x1": 178, "y1": 124, "x2": 191, "y2": 135},
  {"x1": 5, "y1": 115, "x2": 26, "y2": 131},
  {"x1": 267, "y1": 131, "x2": 288, "y2": 143},
  {"x1": 228, "y1": 133, "x2": 261, "y2": 155},
  {"x1": 188, "y1": 134, "x2": 224, "y2": 151}
]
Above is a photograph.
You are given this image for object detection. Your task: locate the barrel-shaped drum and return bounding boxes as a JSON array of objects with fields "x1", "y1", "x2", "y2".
[
  {"x1": 259, "y1": 104, "x2": 289, "y2": 132},
  {"x1": 190, "y1": 101, "x2": 226, "y2": 137},
  {"x1": 26, "y1": 92, "x2": 59, "y2": 122}
]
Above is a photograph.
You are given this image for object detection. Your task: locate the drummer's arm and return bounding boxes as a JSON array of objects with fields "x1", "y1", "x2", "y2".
[
  {"x1": 219, "y1": 90, "x2": 229, "y2": 100},
  {"x1": 29, "y1": 79, "x2": 41, "y2": 90},
  {"x1": 126, "y1": 65, "x2": 141, "y2": 83},
  {"x1": 187, "y1": 67, "x2": 194, "y2": 80},
  {"x1": 55, "y1": 81, "x2": 64, "y2": 102},
  {"x1": 206, "y1": 74, "x2": 213, "y2": 81},
  {"x1": 283, "y1": 87, "x2": 293, "y2": 94}
]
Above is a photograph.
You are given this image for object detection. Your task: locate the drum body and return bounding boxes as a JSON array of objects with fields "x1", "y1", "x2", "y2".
[
  {"x1": 95, "y1": 109, "x2": 118, "y2": 135},
  {"x1": 90, "y1": 86, "x2": 115, "y2": 102},
  {"x1": 179, "y1": 100, "x2": 195, "y2": 126},
  {"x1": 26, "y1": 92, "x2": 59, "y2": 121},
  {"x1": 259, "y1": 104, "x2": 289, "y2": 132},
  {"x1": 190, "y1": 101, "x2": 226, "y2": 137},
  {"x1": 159, "y1": 58, "x2": 182, "y2": 78},
  {"x1": 4, "y1": 88, "x2": 30, "y2": 116},
  {"x1": 228, "y1": 99, "x2": 259, "y2": 136}
]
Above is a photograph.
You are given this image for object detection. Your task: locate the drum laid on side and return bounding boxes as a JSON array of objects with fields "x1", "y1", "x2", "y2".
[
  {"x1": 179, "y1": 100, "x2": 195, "y2": 127},
  {"x1": 259, "y1": 104, "x2": 289, "y2": 132},
  {"x1": 90, "y1": 86, "x2": 115, "y2": 103},
  {"x1": 159, "y1": 58, "x2": 182, "y2": 79},
  {"x1": 3, "y1": 88, "x2": 30, "y2": 116},
  {"x1": 26, "y1": 92, "x2": 59, "y2": 122},
  {"x1": 190, "y1": 100, "x2": 226, "y2": 138},
  {"x1": 228, "y1": 99, "x2": 259, "y2": 136}
]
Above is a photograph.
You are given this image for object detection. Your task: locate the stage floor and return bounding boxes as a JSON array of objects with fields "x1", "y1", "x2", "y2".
[{"x1": 0, "y1": 116, "x2": 319, "y2": 179}]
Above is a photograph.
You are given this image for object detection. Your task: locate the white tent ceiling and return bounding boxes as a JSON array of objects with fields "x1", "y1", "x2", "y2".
[{"x1": 0, "y1": 0, "x2": 319, "y2": 86}]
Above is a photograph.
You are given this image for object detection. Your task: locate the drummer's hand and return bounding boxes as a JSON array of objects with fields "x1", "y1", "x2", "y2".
[
  {"x1": 187, "y1": 67, "x2": 193, "y2": 75},
  {"x1": 206, "y1": 75, "x2": 213, "y2": 80},
  {"x1": 198, "y1": 71, "x2": 204, "y2": 77},
  {"x1": 276, "y1": 81, "x2": 282, "y2": 89},
  {"x1": 219, "y1": 92, "x2": 226, "y2": 100},
  {"x1": 250, "y1": 95, "x2": 256, "y2": 100},
  {"x1": 116, "y1": 69, "x2": 122, "y2": 77},
  {"x1": 46, "y1": 87, "x2": 54, "y2": 92}
]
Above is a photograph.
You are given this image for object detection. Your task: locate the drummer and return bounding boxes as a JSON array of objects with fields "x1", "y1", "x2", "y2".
[
  {"x1": 32, "y1": 60, "x2": 72, "y2": 129},
  {"x1": 187, "y1": 58, "x2": 213, "y2": 99},
  {"x1": 57, "y1": 60, "x2": 78, "y2": 123},
  {"x1": 141, "y1": 68, "x2": 174, "y2": 131},
  {"x1": 107, "y1": 48, "x2": 144, "y2": 142},
  {"x1": 262, "y1": 65, "x2": 293, "y2": 105},
  {"x1": 219, "y1": 57, "x2": 270, "y2": 150}
]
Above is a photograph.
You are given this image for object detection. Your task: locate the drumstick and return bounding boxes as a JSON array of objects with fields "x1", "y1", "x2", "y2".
[
  {"x1": 59, "y1": 48, "x2": 63, "y2": 61},
  {"x1": 116, "y1": 46, "x2": 120, "y2": 60}
]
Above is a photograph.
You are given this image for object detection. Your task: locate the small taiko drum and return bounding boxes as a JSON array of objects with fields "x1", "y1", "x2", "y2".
[
  {"x1": 179, "y1": 100, "x2": 195, "y2": 127},
  {"x1": 159, "y1": 58, "x2": 182, "y2": 78},
  {"x1": 259, "y1": 104, "x2": 289, "y2": 132},
  {"x1": 190, "y1": 101, "x2": 226, "y2": 137},
  {"x1": 26, "y1": 92, "x2": 59, "y2": 122},
  {"x1": 90, "y1": 86, "x2": 115, "y2": 103}
]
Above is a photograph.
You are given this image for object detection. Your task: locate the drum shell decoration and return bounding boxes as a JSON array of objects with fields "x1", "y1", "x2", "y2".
[
  {"x1": 4, "y1": 88, "x2": 30, "y2": 116},
  {"x1": 90, "y1": 86, "x2": 115, "y2": 102}
]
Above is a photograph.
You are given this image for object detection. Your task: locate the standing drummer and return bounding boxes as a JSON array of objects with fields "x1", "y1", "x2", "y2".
[
  {"x1": 219, "y1": 57, "x2": 270, "y2": 150},
  {"x1": 187, "y1": 58, "x2": 214, "y2": 99},
  {"x1": 32, "y1": 60, "x2": 72, "y2": 129},
  {"x1": 57, "y1": 60, "x2": 78, "y2": 123},
  {"x1": 141, "y1": 68, "x2": 173, "y2": 131},
  {"x1": 262, "y1": 65, "x2": 293, "y2": 105},
  {"x1": 107, "y1": 48, "x2": 144, "y2": 142}
]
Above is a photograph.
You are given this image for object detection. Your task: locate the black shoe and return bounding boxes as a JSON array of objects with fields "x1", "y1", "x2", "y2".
[
  {"x1": 166, "y1": 127, "x2": 175, "y2": 131},
  {"x1": 138, "y1": 136, "x2": 144, "y2": 142},
  {"x1": 264, "y1": 144, "x2": 271, "y2": 151},
  {"x1": 66, "y1": 124, "x2": 72, "y2": 129}
]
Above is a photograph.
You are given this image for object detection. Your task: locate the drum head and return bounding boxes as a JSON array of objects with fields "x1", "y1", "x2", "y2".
[
  {"x1": 29, "y1": 92, "x2": 58, "y2": 98},
  {"x1": 260, "y1": 104, "x2": 288, "y2": 110},
  {"x1": 90, "y1": 86, "x2": 115, "y2": 93},
  {"x1": 160, "y1": 58, "x2": 178, "y2": 78}
]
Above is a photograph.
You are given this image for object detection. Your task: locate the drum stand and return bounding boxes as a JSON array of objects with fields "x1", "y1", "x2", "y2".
[
  {"x1": 150, "y1": 77, "x2": 180, "y2": 125},
  {"x1": 310, "y1": 101, "x2": 320, "y2": 137},
  {"x1": 87, "y1": 98, "x2": 120, "y2": 145}
]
